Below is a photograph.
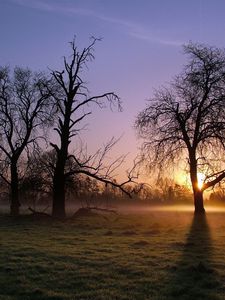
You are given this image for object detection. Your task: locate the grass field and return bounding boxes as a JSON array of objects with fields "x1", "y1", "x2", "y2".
[{"x1": 1, "y1": 208, "x2": 225, "y2": 299}]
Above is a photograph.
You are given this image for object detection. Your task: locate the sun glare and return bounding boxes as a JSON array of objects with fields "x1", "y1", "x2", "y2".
[{"x1": 197, "y1": 172, "x2": 205, "y2": 189}]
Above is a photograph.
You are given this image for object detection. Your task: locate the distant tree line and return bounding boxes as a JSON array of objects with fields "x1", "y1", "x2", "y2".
[{"x1": 0, "y1": 171, "x2": 196, "y2": 209}]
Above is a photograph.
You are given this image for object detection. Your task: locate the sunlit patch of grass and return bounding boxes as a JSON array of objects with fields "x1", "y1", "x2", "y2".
[{"x1": 0, "y1": 211, "x2": 225, "y2": 299}]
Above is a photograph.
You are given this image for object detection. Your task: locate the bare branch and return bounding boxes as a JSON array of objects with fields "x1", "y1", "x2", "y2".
[{"x1": 136, "y1": 42, "x2": 225, "y2": 211}]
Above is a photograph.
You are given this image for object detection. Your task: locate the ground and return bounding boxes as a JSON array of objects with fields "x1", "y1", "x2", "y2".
[{"x1": 0, "y1": 208, "x2": 225, "y2": 299}]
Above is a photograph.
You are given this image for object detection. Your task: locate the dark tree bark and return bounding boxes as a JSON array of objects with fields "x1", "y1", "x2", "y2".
[
  {"x1": 189, "y1": 152, "x2": 205, "y2": 213},
  {"x1": 51, "y1": 101, "x2": 71, "y2": 218},
  {"x1": 52, "y1": 154, "x2": 67, "y2": 218},
  {"x1": 52, "y1": 170, "x2": 66, "y2": 218},
  {"x1": 10, "y1": 161, "x2": 20, "y2": 216},
  {"x1": 193, "y1": 190, "x2": 205, "y2": 214}
]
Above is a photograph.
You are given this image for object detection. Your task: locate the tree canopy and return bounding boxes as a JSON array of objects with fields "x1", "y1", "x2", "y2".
[{"x1": 136, "y1": 43, "x2": 225, "y2": 213}]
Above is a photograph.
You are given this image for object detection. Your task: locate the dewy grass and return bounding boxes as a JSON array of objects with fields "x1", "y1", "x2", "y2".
[{"x1": 0, "y1": 211, "x2": 225, "y2": 299}]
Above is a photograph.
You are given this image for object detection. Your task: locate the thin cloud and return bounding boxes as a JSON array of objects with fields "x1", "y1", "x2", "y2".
[
  {"x1": 10, "y1": 0, "x2": 95, "y2": 16},
  {"x1": 99, "y1": 15, "x2": 183, "y2": 46},
  {"x1": 130, "y1": 31, "x2": 183, "y2": 46},
  {"x1": 10, "y1": 0, "x2": 183, "y2": 47}
]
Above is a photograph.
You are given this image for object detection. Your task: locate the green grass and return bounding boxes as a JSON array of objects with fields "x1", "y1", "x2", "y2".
[{"x1": 1, "y1": 210, "x2": 225, "y2": 299}]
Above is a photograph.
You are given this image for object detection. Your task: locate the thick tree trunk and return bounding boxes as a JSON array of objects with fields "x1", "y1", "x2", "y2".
[
  {"x1": 51, "y1": 83, "x2": 73, "y2": 218},
  {"x1": 189, "y1": 152, "x2": 205, "y2": 214},
  {"x1": 193, "y1": 189, "x2": 205, "y2": 214},
  {"x1": 52, "y1": 162, "x2": 66, "y2": 219},
  {"x1": 10, "y1": 162, "x2": 20, "y2": 217}
]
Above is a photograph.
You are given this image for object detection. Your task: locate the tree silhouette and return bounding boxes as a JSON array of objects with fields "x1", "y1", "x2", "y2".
[
  {"x1": 136, "y1": 43, "x2": 225, "y2": 213},
  {"x1": 0, "y1": 67, "x2": 53, "y2": 216},
  {"x1": 50, "y1": 38, "x2": 137, "y2": 218}
]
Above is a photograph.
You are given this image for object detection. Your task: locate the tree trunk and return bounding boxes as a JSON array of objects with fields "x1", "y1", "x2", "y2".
[
  {"x1": 189, "y1": 152, "x2": 205, "y2": 214},
  {"x1": 10, "y1": 162, "x2": 20, "y2": 217},
  {"x1": 52, "y1": 164, "x2": 66, "y2": 219},
  {"x1": 193, "y1": 189, "x2": 205, "y2": 214}
]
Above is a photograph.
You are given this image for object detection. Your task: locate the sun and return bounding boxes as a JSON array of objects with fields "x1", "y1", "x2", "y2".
[
  {"x1": 175, "y1": 170, "x2": 206, "y2": 190},
  {"x1": 197, "y1": 172, "x2": 205, "y2": 190}
]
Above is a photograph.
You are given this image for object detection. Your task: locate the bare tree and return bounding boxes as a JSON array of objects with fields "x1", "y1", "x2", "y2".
[
  {"x1": 136, "y1": 43, "x2": 225, "y2": 213},
  {"x1": 50, "y1": 38, "x2": 138, "y2": 218},
  {"x1": 0, "y1": 66, "x2": 53, "y2": 216}
]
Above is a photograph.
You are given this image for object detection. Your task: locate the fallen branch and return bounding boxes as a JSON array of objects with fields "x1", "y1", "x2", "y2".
[
  {"x1": 70, "y1": 206, "x2": 118, "y2": 219},
  {"x1": 28, "y1": 207, "x2": 52, "y2": 218},
  {"x1": 83, "y1": 206, "x2": 117, "y2": 214}
]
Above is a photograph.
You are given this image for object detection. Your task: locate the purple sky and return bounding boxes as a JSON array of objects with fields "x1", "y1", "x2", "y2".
[{"x1": 1, "y1": 0, "x2": 225, "y2": 180}]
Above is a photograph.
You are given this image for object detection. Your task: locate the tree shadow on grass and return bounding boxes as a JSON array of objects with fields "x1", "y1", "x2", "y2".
[{"x1": 166, "y1": 214, "x2": 221, "y2": 300}]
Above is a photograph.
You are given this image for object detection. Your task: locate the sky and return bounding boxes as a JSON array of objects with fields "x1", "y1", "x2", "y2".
[{"x1": 1, "y1": 0, "x2": 225, "y2": 182}]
